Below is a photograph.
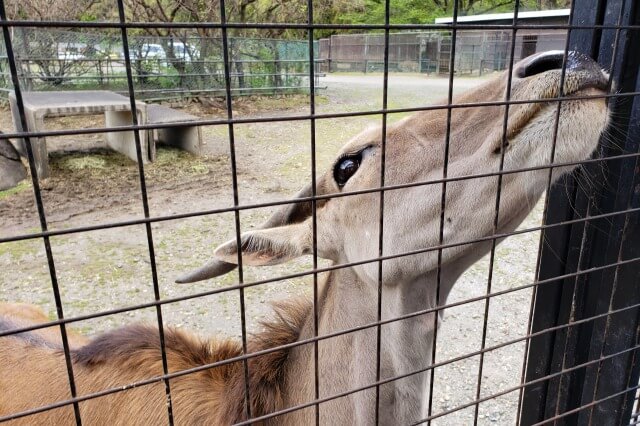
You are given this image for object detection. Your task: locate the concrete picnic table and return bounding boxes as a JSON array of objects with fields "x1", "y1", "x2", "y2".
[{"x1": 9, "y1": 90, "x2": 149, "y2": 179}]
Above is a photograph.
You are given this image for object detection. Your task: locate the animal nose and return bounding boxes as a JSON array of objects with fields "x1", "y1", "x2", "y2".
[{"x1": 515, "y1": 50, "x2": 600, "y2": 78}]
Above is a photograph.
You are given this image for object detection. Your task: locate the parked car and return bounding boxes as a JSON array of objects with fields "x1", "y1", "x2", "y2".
[
  {"x1": 57, "y1": 43, "x2": 87, "y2": 60},
  {"x1": 168, "y1": 42, "x2": 200, "y2": 62},
  {"x1": 126, "y1": 43, "x2": 167, "y2": 62}
]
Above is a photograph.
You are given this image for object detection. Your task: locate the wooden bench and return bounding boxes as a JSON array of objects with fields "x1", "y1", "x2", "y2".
[{"x1": 146, "y1": 105, "x2": 202, "y2": 160}]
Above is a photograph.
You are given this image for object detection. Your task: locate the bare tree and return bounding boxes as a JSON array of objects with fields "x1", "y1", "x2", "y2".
[
  {"x1": 5, "y1": 0, "x2": 102, "y2": 87},
  {"x1": 124, "y1": 0, "x2": 305, "y2": 96},
  {"x1": 5, "y1": 0, "x2": 99, "y2": 21}
]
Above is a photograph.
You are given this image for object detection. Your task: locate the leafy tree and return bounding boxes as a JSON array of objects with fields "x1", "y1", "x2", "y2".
[
  {"x1": 5, "y1": 0, "x2": 100, "y2": 21},
  {"x1": 337, "y1": 0, "x2": 571, "y2": 26}
]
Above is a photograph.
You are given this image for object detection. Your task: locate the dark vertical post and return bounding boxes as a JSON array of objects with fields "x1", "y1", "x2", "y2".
[
  {"x1": 114, "y1": 0, "x2": 174, "y2": 423},
  {"x1": 520, "y1": 0, "x2": 640, "y2": 424},
  {"x1": 305, "y1": 1, "x2": 320, "y2": 424},
  {"x1": 0, "y1": 4, "x2": 82, "y2": 425}
]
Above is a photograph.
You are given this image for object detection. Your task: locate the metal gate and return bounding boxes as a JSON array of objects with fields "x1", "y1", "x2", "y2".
[{"x1": 521, "y1": 0, "x2": 640, "y2": 424}]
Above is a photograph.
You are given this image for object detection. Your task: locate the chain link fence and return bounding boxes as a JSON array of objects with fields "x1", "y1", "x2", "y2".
[
  {"x1": 0, "y1": 28, "x2": 322, "y2": 101},
  {"x1": 317, "y1": 30, "x2": 567, "y2": 75},
  {"x1": 0, "y1": 28, "x2": 569, "y2": 101}
]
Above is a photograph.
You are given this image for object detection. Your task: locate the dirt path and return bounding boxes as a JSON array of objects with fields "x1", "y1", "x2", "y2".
[{"x1": 0, "y1": 72, "x2": 536, "y2": 424}]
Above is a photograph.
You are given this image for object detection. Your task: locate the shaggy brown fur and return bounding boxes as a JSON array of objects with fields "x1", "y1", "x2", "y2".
[
  {"x1": 0, "y1": 299, "x2": 310, "y2": 425},
  {"x1": 226, "y1": 299, "x2": 313, "y2": 422},
  {"x1": 0, "y1": 302, "x2": 88, "y2": 348}
]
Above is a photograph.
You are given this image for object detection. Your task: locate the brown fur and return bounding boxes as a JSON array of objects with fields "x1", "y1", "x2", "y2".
[
  {"x1": 0, "y1": 302, "x2": 88, "y2": 348},
  {"x1": 0, "y1": 300, "x2": 310, "y2": 425},
  {"x1": 221, "y1": 299, "x2": 312, "y2": 423}
]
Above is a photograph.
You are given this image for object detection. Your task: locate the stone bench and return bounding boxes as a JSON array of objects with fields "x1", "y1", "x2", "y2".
[
  {"x1": 9, "y1": 90, "x2": 148, "y2": 179},
  {"x1": 146, "y1": 105, "x2": 202, "y2": 160}
]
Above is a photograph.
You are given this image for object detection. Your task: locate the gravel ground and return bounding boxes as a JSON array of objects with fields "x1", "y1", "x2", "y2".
[{"x1": 0, "y1": 72, "x2": 543, "y2": 424}]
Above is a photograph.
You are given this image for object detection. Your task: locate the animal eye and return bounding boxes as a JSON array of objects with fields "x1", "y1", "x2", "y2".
[
  {"x1": 492, "y1": 141, "x2": 510, "y2": 155},
  {"x1": 333, "y1": 153, "x2": 362, "y2": 188}
]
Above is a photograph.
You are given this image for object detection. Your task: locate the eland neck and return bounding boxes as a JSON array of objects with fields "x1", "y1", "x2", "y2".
[{"x1": 275, "y1": 262, "x2": 463, "y2": 425}]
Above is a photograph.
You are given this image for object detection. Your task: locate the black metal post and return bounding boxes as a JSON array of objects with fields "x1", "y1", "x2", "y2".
[{"x1": 520, "y1": 0, "x2": 640, "y2": 424}]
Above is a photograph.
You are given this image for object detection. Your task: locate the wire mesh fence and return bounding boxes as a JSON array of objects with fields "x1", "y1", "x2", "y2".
[
  {"x1": 0, "y1": 28, "x2": 322, "y2": 100},
  {"x1": 0, "y1": 0, "x2": 638, "y2": 425},
  {"x1": 317, "y1": 30, "x2": 567, "y2": 75}
]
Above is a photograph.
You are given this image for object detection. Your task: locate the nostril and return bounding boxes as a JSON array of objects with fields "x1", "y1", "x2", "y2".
[{"x1": 516, "y1": 51, "x2": 566, "y2": 78}]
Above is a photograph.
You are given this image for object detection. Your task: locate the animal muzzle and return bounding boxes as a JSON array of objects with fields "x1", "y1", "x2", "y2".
[{"x1": 515, "y1": 50, "x2": 608, "y2": 92}]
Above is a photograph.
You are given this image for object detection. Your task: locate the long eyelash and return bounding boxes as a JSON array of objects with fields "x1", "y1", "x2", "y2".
[
  {"x1": 492, "y1": 141, "x2": 510, "y2": 155},
  {"x1": 334, "y1": 145, "x2": 373, "y2": 167},
  {"x1": 334, "y1": 152, "x2": 351, "y2": 166}
]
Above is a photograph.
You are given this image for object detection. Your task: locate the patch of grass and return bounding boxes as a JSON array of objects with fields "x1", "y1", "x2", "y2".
[
  {"x1": 169, "y1": 222, "x2": 202, "y2": 241},
  {"x1": 0, "y1": 180, "x2": 31, "y2": 200},
  {"x1": 46, "y1": 145, "x2": 220, "y2": 195},
  {"x1": 152, "y1": 146, "x2": 213, "y2": 177},
  {"x1": 68, "y1": 299, "x2": 90, "y2": 310},
  {"x1": 63, "y1": 156, "x2": 108, "y2": 171},
  {"x1": 154, "y1": 146, "x2": 193, "y2": 166},
  {"x1": 69, "y1": 242, "x2": 141, "y2": 284},
  {"x1": 126, "y1": 288, "x2": 142, "y2": 297},
  {"x1": 50, "y1": 150, "x2": 132, "y2": 178},
  {"x1": 247, "y1": 94, "x2": 328, "y2": 111},
  {"x1": 386, "y1": 100, "x2": 414, "y2": 122},
  {"x1": 0, "y1": 239, "x2": 41, "y2": 259},
  {"x1": 277, "y1": 152, "x2": 310, "y2": 180},
  {"x1": 190, "y1": 163, "x2": 209, "y2": 174},
  {"x1": 213, "y1": 271, "x2": 241, "y2": 289}
]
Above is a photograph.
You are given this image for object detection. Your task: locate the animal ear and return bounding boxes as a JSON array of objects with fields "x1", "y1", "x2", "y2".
[
  {"x1": 214, "y1": 222, "x2": 312, "y2": 266},
  {"x1": 175, "y1": 181, "x2": 322, "y2": 283},
  {"x1": 260, "y1": 182, "x2": 315, "y2": 227}
]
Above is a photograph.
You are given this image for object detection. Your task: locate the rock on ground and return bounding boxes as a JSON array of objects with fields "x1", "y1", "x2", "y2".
[{"x1": 0, "y1": 136, "x2": 26, "y2": 190}]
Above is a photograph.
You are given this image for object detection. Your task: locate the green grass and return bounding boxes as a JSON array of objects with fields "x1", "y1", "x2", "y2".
[
  {"x1": 51, "y1": 151, "x2": 130, "y2": 176},
  {"x1": 0, "y1": 180, "x2": 30, "y2": 200},
  {"x1": 153, "y1": 147, "x2": 214, "y2": 176},
  {"x1": 0, "y1": 239, "x2": 42, "y2": 259},
  {"x1": 62, "y1": 156, "x2": 109, "y2": 171}
]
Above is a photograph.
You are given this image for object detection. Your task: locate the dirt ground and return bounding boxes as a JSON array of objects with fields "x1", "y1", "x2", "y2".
[{"x1": 0, "y1": 73, "x2": 542, "y2": 424}]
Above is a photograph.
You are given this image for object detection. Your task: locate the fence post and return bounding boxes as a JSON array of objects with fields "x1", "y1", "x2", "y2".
[
  {"x1": 328, "y1": 37, "x2": 332, "y2": 73},
  {"x1": 363, "y1": 35, "x2": 369, "y2": 74},
  {"x1": 98, "y1": 59, "x2": 103, "y2": 86},
  {"x1": 272, "y1": 39, "x2": 282, "y2": 92},
  {"x1": 520, "y1": 0, "x2": 640, "y2": 424},
  {"x1": 16, "y1": 27, "x2": 32, "y2": 91}
]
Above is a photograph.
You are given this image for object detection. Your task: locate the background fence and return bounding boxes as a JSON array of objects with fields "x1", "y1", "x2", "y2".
[
  {"x1": 0, "y1": 29, "x2": 322, "y2": 101},
  {"x1": 317, "y1": 30, "x2": 567, "y2": 74},
  {"x1": 0, "y1": 28, "x2": 571, "y2": 103}
]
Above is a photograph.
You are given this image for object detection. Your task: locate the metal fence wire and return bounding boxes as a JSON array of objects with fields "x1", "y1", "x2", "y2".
[
  {"x1": 0, "y1": 28, "x2": 321, "y2": 100},
  {"x1": 316, "y1": 30, "x2": 567, "y2": 74},
  {"x1": 0, "y1": 0, "x2": 638, "y2": 425}
]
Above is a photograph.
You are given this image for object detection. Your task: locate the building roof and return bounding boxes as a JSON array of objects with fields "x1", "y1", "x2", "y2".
[{"x1": 435, "y1": 9, "x2": 570, "y2": 24}]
